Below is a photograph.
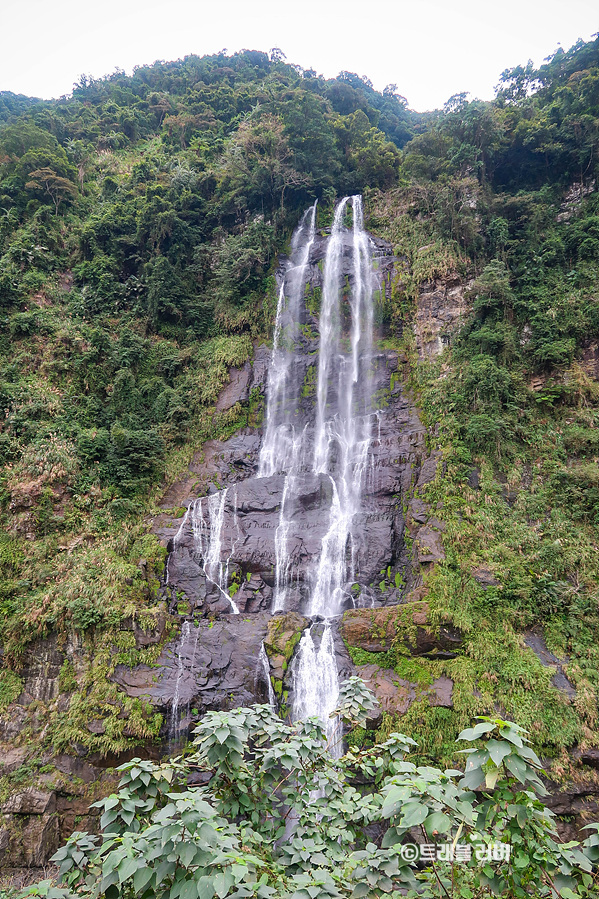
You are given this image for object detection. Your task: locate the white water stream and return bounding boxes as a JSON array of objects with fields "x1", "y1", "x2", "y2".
[
  {"x1": 258, "y1": 641, "x2": 277, "y2": 709},
  {"x1": 168, "y1": 621, "x2": 200, "y2": 746},
  {"x1": 260, "y1": 195, "x2": 377, "y2": 748},
  {"x1": 259, "y1": 202, "x2": 317, "y2": 479},
  {"x1": 166, "y1": 196, "x2": 378, "y2": 751}
]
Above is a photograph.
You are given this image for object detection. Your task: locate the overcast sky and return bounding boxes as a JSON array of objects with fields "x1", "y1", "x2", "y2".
[{"x1": 1, "y1": 0, "x2": 597, "y2": 111}]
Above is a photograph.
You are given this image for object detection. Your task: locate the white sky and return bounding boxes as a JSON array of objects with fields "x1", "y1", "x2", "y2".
[{"x1": 1, "y1": 0, "x2": 597, "y2": 112}]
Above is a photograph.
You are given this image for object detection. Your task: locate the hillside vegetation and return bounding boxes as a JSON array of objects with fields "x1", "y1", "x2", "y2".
[{"x1": 1, "y1": 37, "x2": 599, "y2": 770}]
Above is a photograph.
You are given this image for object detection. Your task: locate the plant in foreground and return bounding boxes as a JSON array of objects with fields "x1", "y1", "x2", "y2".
[{"x1": 18, "y1": 680, "x2": 599, "y2": 899}]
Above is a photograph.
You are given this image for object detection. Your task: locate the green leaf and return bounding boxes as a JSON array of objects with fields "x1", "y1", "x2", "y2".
[
  {"x1": 133, "y1": 868, "x2": 154, "y2": 894},
  {"x1": 351, "y1": 885, "x2": 370, "y2": 899},
  {"x1": 177, "y1": 841, "x2": 198, "y2": 868},
  {"x1": 400, "y1": 802, "x2": 429, "y2": 828},
  {"x1": 505, "y1": 754, "x2": 527, "y2": 783},
  {"x1": 457, "y1": 722, "x2": 496, "y2": 742},
  {"x1": 424, "y1": 811, "x2": 452, "y2": 835},
  {"x1": 118, "y1": 858, "x2": 139, "y2": 884},
  {"x1": 485, "y1": 739, "x2": 512, "y2": 767},
  {"x1": 179, "y1": 881, "x2": 200, "y2": 899},
  {"x1": 214, "y1": 871, "x2": 234, "y2": 898}
]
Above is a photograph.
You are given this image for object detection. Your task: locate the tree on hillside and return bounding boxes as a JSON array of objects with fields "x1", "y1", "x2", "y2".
[{"x1": 25, "y1": 166, "x2": 78, "y2": 215}]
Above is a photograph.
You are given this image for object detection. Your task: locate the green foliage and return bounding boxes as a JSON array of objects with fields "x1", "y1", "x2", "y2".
[
  {"x1": 19, "y1": 686, "x2": 599, "y2": 899},
  {"x1": 0, "y1": 668, "x2": 23, "y2": 710},
  {"x1": 2, "y1": 41, "x2": 599, "y2": 879}
]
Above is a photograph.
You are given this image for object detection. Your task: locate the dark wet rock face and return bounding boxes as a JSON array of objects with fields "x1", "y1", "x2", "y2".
[
  {"x1": 144, "y1": 222, "x2": 447, "y2": 748},
  {"x1": 162, "y1": 353, "x2": 431, "y2": 619},
  {"x1": 113, "y1": 612, "x2": 274, "y2": 729}
]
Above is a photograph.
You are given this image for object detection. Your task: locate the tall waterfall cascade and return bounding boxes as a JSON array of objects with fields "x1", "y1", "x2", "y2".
[
  {"x1": 163, "y1": 196, "x2": 385, "y2": 751},
  {"x1": 259, "y1": 195, "x2": 378, "y2": 749}
]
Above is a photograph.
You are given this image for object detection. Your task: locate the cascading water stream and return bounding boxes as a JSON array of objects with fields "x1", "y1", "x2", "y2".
[
  {"x1": 168, "y1": 621, "x2": 198, "y2": 746},
  {"x1": 258, "y1": 195, "x2": 377, "y2": 749},
  {"x1": 308, "y1": 195, "x2": 375, "y2": 618},
  {"x1": 257, "y1": 642, "x2": 277, "y2": 709},
  {"x1": 259, "y1": 202, "x2": 317, "y2": 611},
  {"x1": 313, "y1": 197, "x2": 350, "y2": 475},
  {"x1": 291, "y1": 196, "x2": 376, "y2": 747},
  {"x1": 259, "y1": 202, "x2": 317, "y2": 478},
  {"x1": 169, "y1": 487, "x2": 241, "y2": 614},
  {"x1": 292, "y1": 623, "x2": 342, "y2": 757}
]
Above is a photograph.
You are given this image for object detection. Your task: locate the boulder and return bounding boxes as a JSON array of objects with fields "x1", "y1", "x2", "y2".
[
  {"x1": 3, "y1": 789, "x2": 56, "y2": 815},
  {"x1": 341, "y1": 605, "x2": 462, "y2": 658},
  {"x1": 356, "y1": 664, "x2": 453, "y2": 715},
  {"x1": 215, "y1": 363, "x2": 252, "y2": 412},
  {"x1": 415, "y1": 526, "x2": 445, "y2": 564}
]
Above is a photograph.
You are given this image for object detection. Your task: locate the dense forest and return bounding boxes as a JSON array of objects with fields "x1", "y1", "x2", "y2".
[{"x1": 2, "y1": 35, "x2": 599, "y2": 897}]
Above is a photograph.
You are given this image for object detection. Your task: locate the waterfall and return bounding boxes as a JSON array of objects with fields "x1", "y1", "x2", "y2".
[
  {"x1": 259, "y1": 202, "x2": 317, "y2": 611},
  {"x1": 165, "y1": 196, "x2": 378, "y2": 754},
  {"x1": 272, "y1": 425, "x2": 306, "y2": 612},
  {"x1": 259, "y1": 202, "x2": 317, "y2": 478},
  {"x1": 292, "y1": 623, "x2": 342, "y2": 758},
  {"x1": 257, "y1": 642, "x2": 277, "y2": 709},
  {"x1": 309, "y1": 195, "x2": 374, "y2": 617},
  {"x1": 292, "y1": 196, "x2": 376, "y2": 745},
  {"x1": 259, "y1": 195, "x2": 377, "y2": 749},
  {"x1": 190, "y1": 488, "x2": 240, "y2": 614},
  {"x1": 313, "y1": 196, "x2": 350, "y2": 474},
  {"x1": 168, "y1": 621, "x2": 200, "y2": 746}
]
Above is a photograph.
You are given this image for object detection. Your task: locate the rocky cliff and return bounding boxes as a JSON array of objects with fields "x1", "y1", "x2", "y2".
[{"x1": 2, "y1": 232, "x2": 598, "y2": 886}]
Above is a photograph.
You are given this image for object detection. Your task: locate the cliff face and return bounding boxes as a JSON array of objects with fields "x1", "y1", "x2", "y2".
[
  {"x1": 121, "y1": 231, "x2": 445, "y2": 732},
  {"x1": 0, "y1": 227, "x2": 411, "y2": 875},
  {"x1": 3, "y1": 245, "x2": 599, "y2": 883},
  {"x1": 0, "y1": 225, "x2": 474, "y2": 878}
]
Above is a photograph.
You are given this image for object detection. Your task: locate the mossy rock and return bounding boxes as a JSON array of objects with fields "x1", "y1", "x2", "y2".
[
  {"x1": 264, "y1": 612, "x2": 310, "y2": 685},
  {"x1": 340, "y1": 603, "x2": 462, "y2": 657}
]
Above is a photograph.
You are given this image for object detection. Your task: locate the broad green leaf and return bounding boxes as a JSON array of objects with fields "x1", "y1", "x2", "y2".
[
  {"x1": 498, "y1": 726, "x2": 524, "y2": 748},
  {"x1": 485, "y1": 739, "x2": 512, "y2": 767},
  {"x1": 505, "y1": 755, "x2": 527, "y2": 783},
  {"x1": 457, "y1": 722, "x2": 496, "y2": 742},
  {"x1": 118, "y1": 857, "x2": 139, "y2": 884},
  {"x1": 351, "y1": 884, "x2": 370, "y2": 898},
  {"x1": 132, "y1": 868, "x2": 154, "y2": 894},
  {"x1": 423, "y1": 812, "x2": 452, "y2": 835},
  {"x1": 179, "y1": 880, "x2": 200, "y2": 899},
  {"x1": 177, "y1": 841, "x2": 198, "y2": 868},
  {"x1": 399, "y1": 802, "x2": 428, "y2": 828}
]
